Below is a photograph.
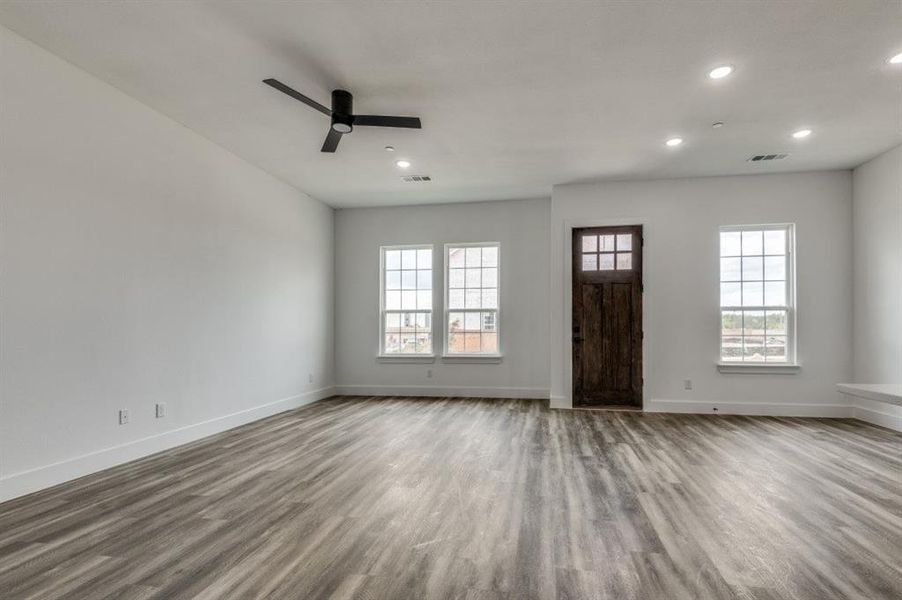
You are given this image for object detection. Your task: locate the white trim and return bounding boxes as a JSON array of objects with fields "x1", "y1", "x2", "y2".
[
  {"x1": 441, "y1": 354, "x2": 503, "y2": 364},
  {"x1": 561, "y1": 217, "x2": 651, "y2": 410},
  {"x1": 376, "y1": 355, "x2": 436, "y2": 364},
  {"x1": 644, "y1": 398, "x2": 851, "y2": 418},
  {"x1": 443, "y1": 242, "x2": 501, "y2": 357},
  {"x1": 334, "y1": 384, "x2": 548, "y2": 399},
  {"x1": 0, "y1": 386, "x2": 336, "y2": 503},
  {"x1": 850, "y1": 405, "x2": 902, "y2": 432},
  {"x1": 716, "y1": 362, "x2": 801, "y2": 374},
  {"x1": 837, "y1": 383, "x2": 902, "y2": 406},
  {"x1": 837, "y1": 384, "x2": 902, "y2": 432}
]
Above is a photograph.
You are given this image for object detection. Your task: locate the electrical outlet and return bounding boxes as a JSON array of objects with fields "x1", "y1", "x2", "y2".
[
  {"x1": 155, "y1": 403, "x2": 166, "y2": 418},
  {"x1": 119, "y1": 409, "x2": 129, "y2": 425},
  {"x1": 683, "y1": 379, "x2": 693, "y2": 390},
  {"x1": 426, "y1": 369, "x2": 433, "y2": 378}
]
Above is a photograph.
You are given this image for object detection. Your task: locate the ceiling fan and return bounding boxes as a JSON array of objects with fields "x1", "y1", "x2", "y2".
[{"x1": 263, "y1": 78, "x2": 422, "y2": 153}]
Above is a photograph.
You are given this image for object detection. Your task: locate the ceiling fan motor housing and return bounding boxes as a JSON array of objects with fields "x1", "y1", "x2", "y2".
[{"x1": 331, "y1": 90, "x2": 353, "y2": 133}]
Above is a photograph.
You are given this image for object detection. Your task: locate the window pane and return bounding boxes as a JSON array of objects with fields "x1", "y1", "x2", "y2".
[
  {"x1": 742, "y1": 256, "x2": 763, "y2": 281},
  {"x1": 400, "y1": 334, "x2": 417, "y2": 353},
  {"x1": 401, "y1": 290, "x2": 416, "y2": 310},
  {"x1": 465, "y1": 247, "x2": 481, "y2": 267},
  {"x1": 465, "y1": 289, "x2": 481, "y2": 308},
  {"x1": 721, "y1": 310, "x2": 743, "y2": 336},
  {"x1": 482, "y1": 267, "x2": 498, "y2": 288},
  {"x1": 600, "y1": 253, "x2": 615, "y2": 270},
  {"x1": 482, "y1": 289, "x2": 498, "y2": 309},
  {"x1": 721, "y1": 337, "x2": 743, "y2": 361},
  {"x1": 743, "y1": 336, "x2": 765, "y2": 361},
  {"x1": 482, "y1": 246, "x2": 498, "y2": 267},
  {"x1": 482, "y1": 312, "x2": 497, "y2": 331},
  {"x1": 721, "y1": 282, "x2": 741, "y2": 306},
  {"x1": 385, "y1": 313, "x2": 401, "y2": 331},
  {"x1": 720, "y1": 231, "x2": 741, "y2": 256},
  {"x1": 464, "y1": 312, "x2": 480, "y2": 331},
  {"x1": 465, "y1": 268, "x2": 481, "y2": 288},
  {"x1": 448, "y1": 331, "x2": 463, "y2": 353},
  {"x1": 765, "y1": 310, "x2": 787, "y2": 335},
  {"x1": 742, "y1": 230, "x2": 763, "y2": 255},
  {"x1": 582, "y1": 254, "x2": 597, "y2": 271},
  {"x1": 720, "y1": 257, "x2": 741, "y2": 282},
  {"x1": 449, "y1": 268, "x2": 465, "y2": 288},
  {"x1": 743, "y1": 311, "x2": 765, "y2": 336},
  {"x1": 449, "y1": 289, "x2": 464, "y2": 309},
  {"x1": 582, "y1": 235, "x2": 597, "y2": 252},
  {"x1": 742, "y1": 281, "x2": 763, "y2": 306},
  {"x1": 415, "y1": 312, "x2": 430, "y2": 330},
  {"x1": 616, "y1": 234, "x2": 632, "y2": 251},
  {"x1": 401, "y1": 249, "x2": 417, "y2": 270},
  {"x1": 416, "y1": 290, "x2": 431, "y2": 310},
  {"x1": 386, "y1": 270, "x2": 401, "y2": 290},
  {"x1": 401, "y1": 270, "x2": 416, "y2": 289},
  {"x1": 386, "y1": 290, "x2": 401, "y2": 310},
  {"x1": 465, "y1": 333, "x2": 481, "y2": 353},
  {"x1": 764, "y1": 230, "x2": 786, "y2": 255},
  {"x1": 384, "y1": 334, "x2": 400, "y2": 353},
  {"x1": 764, "y1": 256, "x2": 785, "y2": 281},
  {"x1": 616, "y1": 253, "x2": 632, "y2": 270},
  {"x1": 482, "y1": 332, "x2": 498, "y2": 353},
  {"x1": 385, "y1": 250, "x2": 401, "y2": 270},
  {"x1": 765, "y1": 335, "x2": 787, "y2": 361},
  {"x1": 764, "y1": 281, "x2": 785, "y2": 306},
  {"x1": 449, "y1": 248, "x2": 465, "y2": 268},
  {"x1": 600, "y1": 235, "x2": 615, "y2": 252},
  {"x1": 417, "y1": 269, "x2": 432, "y2": 290},
  {"x1": 416, "y1": 334, "x2": 432, "y2": 354},
  {"x1": 417, "y1": 248, "x2": 432, "y2": 269}
]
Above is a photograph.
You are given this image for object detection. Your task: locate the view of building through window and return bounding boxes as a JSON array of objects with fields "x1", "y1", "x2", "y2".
[
  {"x1": 382, "y1": 246, "x2": 433, "y2": 354},
  {"x1": 446, "y1": 244, "x2": 500, "y2": 354}
]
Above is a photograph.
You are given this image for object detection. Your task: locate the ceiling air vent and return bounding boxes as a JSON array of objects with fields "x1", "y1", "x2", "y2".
[
  {"x1": 401, "y1": 175, "x2": 432, "y2": 182},
  {"x1": 747, "y1": 153, "x2": 789, "y2": 162}
]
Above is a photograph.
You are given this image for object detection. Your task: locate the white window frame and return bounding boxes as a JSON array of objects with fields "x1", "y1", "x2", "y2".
[
  {"x1": 378, "y1": 244, "x2": 435, "y2": 360},
  {"x1": 717, "y1": 223, "x2": 799, "y2": 372},
  {"x1": 443, "y1": 242, "x2": 502, "y2": 359}
]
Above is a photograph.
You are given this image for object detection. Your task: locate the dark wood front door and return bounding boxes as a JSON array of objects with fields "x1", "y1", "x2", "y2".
[{"x1": 572, "y1": 225, "x2": 643, "y2": 407}]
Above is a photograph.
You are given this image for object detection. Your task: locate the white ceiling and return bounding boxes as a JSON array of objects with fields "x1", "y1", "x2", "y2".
[{"x1": 1, "y1": 1, "x2": 900, "y2": 208}]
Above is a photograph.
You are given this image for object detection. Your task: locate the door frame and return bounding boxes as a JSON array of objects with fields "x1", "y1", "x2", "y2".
[{"x1": 560, "y1": 217, "x2": 651, "y2": 410}]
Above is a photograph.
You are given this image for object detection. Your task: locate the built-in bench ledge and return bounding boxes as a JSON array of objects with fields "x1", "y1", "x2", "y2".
[
  {"x1": 837, "y1": 383, "x2": 902, "y2": 432},
  {"x1": 837, "y1": 383, "x2": 902, "y2": 407}
]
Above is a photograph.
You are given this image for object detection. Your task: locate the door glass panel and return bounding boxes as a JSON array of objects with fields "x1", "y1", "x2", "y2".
[
  {"x1": 616, "y1": 253, "x2": 632, "y2": 270},
  {"x1": 582, "y1": 254, "x2": 597, "y2": 271},
  {"x1": 582, "y1": 235, "x2": 598, "y2": 252},
  {"x1": 616, "y1": 234, "x2": 632, "y2": 251},
  {"x1": 600, "y1": 235, "x2": 615, "y2": 252},
  {"x1": 599, "y1": 253, "x2": 615, "y2": 270}
]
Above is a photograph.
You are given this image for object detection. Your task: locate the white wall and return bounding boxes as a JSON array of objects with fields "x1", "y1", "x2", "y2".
[
  {"x1": 0, "y1": 26, "x2": 334, "y2": 501},
  {"x1": 334, "y1": 198, "x2": 550, "y2": 397},
  {"x1": 852, "y1": 144, "x2": 902, "y2": 383},
  {"x1": 550, "y1": 171, "x2": 853, "y2": 414}
]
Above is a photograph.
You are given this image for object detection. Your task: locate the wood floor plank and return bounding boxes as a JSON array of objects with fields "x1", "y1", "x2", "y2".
[{"x1": 0, "y1": 396, "x2": 900, "y2": 599}]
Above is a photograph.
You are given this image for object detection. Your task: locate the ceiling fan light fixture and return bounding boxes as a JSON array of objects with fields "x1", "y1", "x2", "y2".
[{"x1": 332, "y1": 122, "x2": 352, "y2": 134}]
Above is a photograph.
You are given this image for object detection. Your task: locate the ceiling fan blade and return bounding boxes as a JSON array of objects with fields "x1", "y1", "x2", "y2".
[
  {"x1": 263, "y1": 78, "x2": 331, "y2": 116},
  {"x1": 353, "y1": 115, "x2": 422, "y2": 129},
  {"x1": 321, "y1": 128, "x2": 342, "y2": 153}
]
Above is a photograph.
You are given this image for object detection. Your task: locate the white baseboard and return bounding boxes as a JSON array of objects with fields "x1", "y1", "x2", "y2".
[
  {"x1": 851, "y1": 405, "x2": 902, "y2": 432},
  {"x1": 334, "y1": 384, "x2": 549, "y2": 399},
  {"x1": 0, "y1": 386, "x2": 335, "y2": 504},
  {"x1": 644, "y1": 398, "x2": 853, "y2": 418},
  {"x1": 549, "y1": 395, "x2": 570, "y2": 409}
]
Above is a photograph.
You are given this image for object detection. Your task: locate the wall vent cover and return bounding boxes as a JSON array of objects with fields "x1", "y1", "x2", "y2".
[
  {"x1": 747, "y1": 153, "x2": 789, "y2": 162},
  {"x1": 401, "y1": 175, "x2": 432, "y2": 182}
]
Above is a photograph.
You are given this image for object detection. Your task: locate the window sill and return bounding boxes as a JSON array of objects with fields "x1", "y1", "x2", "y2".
[
  {"x1": 441, "y1": 354, "x2": 503, "y2": 364},
  {"x1": 717, "y1": 362, "x2": 800, "y2": 375},
  {"x1": 376, "y1": 354, "x2": 436, "y2": 364}
]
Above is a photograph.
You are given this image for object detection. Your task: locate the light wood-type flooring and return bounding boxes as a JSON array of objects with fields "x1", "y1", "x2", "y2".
[{"x1": 1, "y1": 396, "x2": 900, "y2": 599}]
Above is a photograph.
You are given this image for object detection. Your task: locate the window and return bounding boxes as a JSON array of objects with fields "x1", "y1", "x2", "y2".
[
  {"x1": 381, "y1": 245, "x2": 433, "y2": 355},
  {"x1": 581, "y1": 233, "x2": 633, "y2": 271},
  {"x1": 719, "y1": 225, "x2": 794, "y2": 363},
  {"x1": 445, "y1": 243, "x2": 500, "y2": 355}
]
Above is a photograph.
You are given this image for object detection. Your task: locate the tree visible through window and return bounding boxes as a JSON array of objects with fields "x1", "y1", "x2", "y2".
[
  {"x1": 720, "y1": 225, "x2": 794, "y2": 363},
  {"x1": 381, "y1": 245, "x2": 433, "y2": 355},
  {"x1": 446, "y1": 243, "x2": 500, "y2": 355}
]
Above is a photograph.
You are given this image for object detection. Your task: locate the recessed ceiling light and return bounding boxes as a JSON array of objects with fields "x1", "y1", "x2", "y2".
[
  {"x1": 791, "y1": 129, "x2": 812, "y2": 139},
  {"x1": 708, "y1": 65, "x2": 734, "y2": 79},
  {"x1": 888, "y1": 52, "x2": 902, "y2": 64},
  {"x1": 665, "y1": 137, "x2": 683, "y2": 147},
  {"x1": 384, "y1": 145, "x2": 395, "y2": 152},
  {"x1": 395, "y1": 160, "x2": 411, "y2": 168}
]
